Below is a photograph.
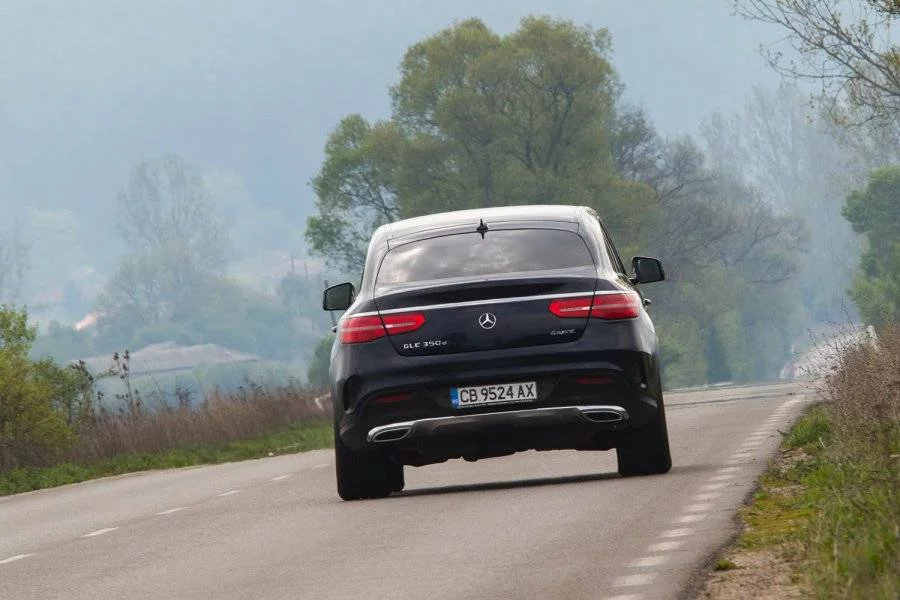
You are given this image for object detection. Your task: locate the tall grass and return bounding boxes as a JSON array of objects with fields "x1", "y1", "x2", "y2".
[
  {"x1": 74, "y1": 382, "x2": 329, "y2": 463},
  {"x1": 0, "y1": 378, "x2": 332, "y2": 495},
  {"x1": 800, "y1": 326, "x2": 900, "y2": 598}
]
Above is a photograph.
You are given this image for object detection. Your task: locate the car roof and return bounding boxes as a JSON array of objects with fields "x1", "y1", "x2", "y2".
[{"x1": 379, "y1": 205, "x2": 586, "y2": 241}]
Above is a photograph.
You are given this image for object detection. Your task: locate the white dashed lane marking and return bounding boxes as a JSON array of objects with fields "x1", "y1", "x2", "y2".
[
  {"x1": 156, "y1": 507, "x2": 185, "y2": 516},
  {"x1": 692, "y1": 492, "x2": 722, "y2": 501},
  {"x1": 269, "y1": 474, "x2": 291, "y2": 482},
  {"x1": 81, "y1": 527, "x2": 118, "y2": 538},
  {"x1": 700, "y1": 483, "x2": 728, "y2": 491},
  {"x1": 215, "y1": 490, "x2": 242, "y2": 498},
  {"x1": 0, "y1": 554, "x2": 35, "y2": 565},
  {"x1": 674, "y1": 514, "x2": 707, "y2": 524},
  {"x1": 661, "y1": 527, "x2": 694, "y2": 538},
  {"x1": 647, "y1": 540, "x2": 683, "y2": 552},
  {"x1": 613, "y1": 573, "x2": 658, "y2": 587},
  {"x1": 628, "y1": 555, "x2": 669, "y2": 568},
  {"x1": 312, "y1": 463, "x2": 330, "y2": 469},
  {"x1": 603, "y1": 397, "x2": 806, "y2": 598}
]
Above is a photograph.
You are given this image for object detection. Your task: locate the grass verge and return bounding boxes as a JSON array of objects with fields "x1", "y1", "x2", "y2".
[
  {"x1": 0, "y1": 420, "x2": 333, "y2": 496},
  {"x1": 703, "y1": 408, "x2": 898, "y2": 598},
  {"x1": 702, "y1": 327, "x2": 899, "y2": 599}
]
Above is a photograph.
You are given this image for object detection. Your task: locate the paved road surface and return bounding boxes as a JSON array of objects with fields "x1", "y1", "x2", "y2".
[{"x1": 0, "y1": 382, "x2": 809, "y2": 600}]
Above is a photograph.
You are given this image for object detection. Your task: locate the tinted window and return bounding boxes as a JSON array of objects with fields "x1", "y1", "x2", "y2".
[{"x1": 376, "y1": 229, "x2": 594, "y2": 285}]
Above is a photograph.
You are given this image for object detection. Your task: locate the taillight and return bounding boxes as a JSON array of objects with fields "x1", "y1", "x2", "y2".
[
  {"x1": 382, "y1": 313, "x2": 426, "y2": 335},
  {"x1": 340, "y1": 315, "x2": 386, "y2": 344},
  {"x1": 339, "y1": 313, "x2": 425, "y2": 344},
  {"x1": 590, "y1": 293, "x2": 640, "y2": 320},
  {"x1": 549, "y1": 293, "x2": 640, "y2": 320},
  {"x1": 549, "y1": 297, "x2": 593, "y2": 318}
]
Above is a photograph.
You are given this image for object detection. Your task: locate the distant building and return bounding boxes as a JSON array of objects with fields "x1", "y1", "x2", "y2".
[{"x1": 81, "y1": 341, "x2": 263, "y2": 377}]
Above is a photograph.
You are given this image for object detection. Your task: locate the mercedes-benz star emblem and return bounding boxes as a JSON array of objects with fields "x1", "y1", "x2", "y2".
[{"x1": 478, "y1": 312, "x2": 497, "y2": 330}]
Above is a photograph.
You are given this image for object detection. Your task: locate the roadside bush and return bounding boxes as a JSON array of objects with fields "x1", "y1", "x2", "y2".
[
  {"x1": 2, "y1": 305, "x2": 330, "y2": 494},
  {"x1": 0, "y1": 306, "x2": 85, "y2": 470}
]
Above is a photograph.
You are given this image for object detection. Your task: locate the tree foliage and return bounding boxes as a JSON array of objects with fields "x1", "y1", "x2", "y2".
[
  {"x1": 734, "y1": 0, "x2": 900, "y2": 128},
  {"x1": 117, "y1": 153, "x2": 229, "y2": 273},
  {"x1": 306, "y1": 334, "x2": 334, "y2": 389},
  {"x1": 843, "y1": 166, "x2": 900, "y2": 327},
  {"x1": 0, "y1": 222, "x2": 28, "y2": 304},
  {"x1": 95, "y1": 154, "x2": 324, "y2": 361},
  {"x1": 0, "y1": 306, "x2": 88, "y2": 471},
  {"x1": 308, "y1": 17, "x2": 657, "y2": 274}
]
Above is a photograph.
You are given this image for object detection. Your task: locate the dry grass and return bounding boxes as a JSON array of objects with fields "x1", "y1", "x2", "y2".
[
  {"x1": 0, "y1": 382, "x2": 333, "y2": 495},
  {"x1": 72, "y1": 382, "x2": 330, "y2": 463},
  {"x1": 802, "y1": 327, "x2": 900, "y2": 598}
]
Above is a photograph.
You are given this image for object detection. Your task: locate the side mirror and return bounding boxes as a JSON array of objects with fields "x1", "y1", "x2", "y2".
[
  {"x1": 323, "y1": 282, "x2": 355, "y2": 311},
  {"x1": 631, "y1": 256, "x2": 665, "y2": 284}
]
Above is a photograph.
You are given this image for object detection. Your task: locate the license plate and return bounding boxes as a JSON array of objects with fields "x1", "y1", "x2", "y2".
[{"x1": 450, "y1": 381, "x2": 537, "y2": 408}]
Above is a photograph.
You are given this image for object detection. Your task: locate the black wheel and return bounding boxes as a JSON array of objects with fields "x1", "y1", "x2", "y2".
[
  {"x1": 616, "y1": 400, "x2": 672, "y2": 476},
  {"x1": 389, "y1": 461, "x2": 405, "y2": 493},
  {"x1": 334, "y1": 425, "x2": 394, "y2": 500}
]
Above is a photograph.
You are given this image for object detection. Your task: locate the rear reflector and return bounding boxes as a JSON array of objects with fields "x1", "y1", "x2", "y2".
[
  {"x1": 576, "y1": 375, "x2": 615, "y2": 385},
  {"x1": 549, "y1": 293, "x2": 640, "y2": 320},
  {"x1": 372, "y1": 392, "x2": 413, "y2": 404},
  {"x1": 339, "y1": 313, "x2": 425, "y2": 344}
]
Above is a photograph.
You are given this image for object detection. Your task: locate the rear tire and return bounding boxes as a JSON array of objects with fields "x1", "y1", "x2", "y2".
[
  {"x1": 389, "y1": 461, "x2": 405, "y2": 493},
  {"x1": 334, "y1": 425, "x2": 394, "y2": 500},
  {"x1": 616, "y1": 400, "x2": 672, "y2": 476}
]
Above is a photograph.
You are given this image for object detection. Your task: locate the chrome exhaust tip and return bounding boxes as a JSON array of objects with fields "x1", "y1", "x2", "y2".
[
  {"x1": 579, "y1": 408, "x2": 628, "y2": 424},
  {"x1": 368, "y1": 424, "x2": 413, "y2": 443}
]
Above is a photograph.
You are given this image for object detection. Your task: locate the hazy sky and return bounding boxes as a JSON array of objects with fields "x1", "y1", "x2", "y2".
[{"x1": 1, "y1": 1, "x2": 780, "y2": 229}]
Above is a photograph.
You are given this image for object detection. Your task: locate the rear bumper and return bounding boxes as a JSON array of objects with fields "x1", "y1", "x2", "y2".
[
  {"x1": 367, "y1": 404, "x2": 630, "y2": 444},
  {"x1": 330, "y1": 317, "x2": 662, "y2": 452}
]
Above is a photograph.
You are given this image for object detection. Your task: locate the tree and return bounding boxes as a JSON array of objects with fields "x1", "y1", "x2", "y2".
[
  {"x1": 117, "y1": 153, "x2": 229, "y2": 273},
  {"x1": 843, "y1": 166, "x2": 900, "y2": 327},
  {"x1": 309, "y1": 116, "x2": 404, "y2": 273},
  {"x1": 307, "y1": 17, "x2": 657, "y2": 275},
  {"x1": 98, "y1": 154, "x2": 235, "y2": 348},
  {"x1": 734, "y1": 0, "x2": 900, "y2": 128},
  {"x1": 306, "y1": 334, "x2": 334, "y2": 389},
  {"x1": 0, "y1": 222, "x2": 28, "y2": 304},
  {"x1": 0, "y1": 306, "x2": 76, "y2": 470}
]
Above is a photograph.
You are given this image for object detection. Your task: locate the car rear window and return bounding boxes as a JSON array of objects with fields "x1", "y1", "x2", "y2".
[{"x1": 376, "y1": 229, "x2": 595, "y2": 285}]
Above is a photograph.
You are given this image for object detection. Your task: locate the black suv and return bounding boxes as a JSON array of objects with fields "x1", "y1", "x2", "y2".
[{"x1": 322, "y1": 205, "x2": 670, "y2": 500}]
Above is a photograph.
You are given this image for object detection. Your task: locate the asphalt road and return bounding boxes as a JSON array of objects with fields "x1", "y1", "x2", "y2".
[{"x1": 0, "y1": 381, "x2": 808, "y2": 600}]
